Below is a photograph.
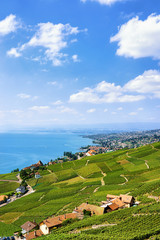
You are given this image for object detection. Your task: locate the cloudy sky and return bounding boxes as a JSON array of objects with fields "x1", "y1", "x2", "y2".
[{"x1": 0, "y1": 0, "x2": 160, "y2": 130}]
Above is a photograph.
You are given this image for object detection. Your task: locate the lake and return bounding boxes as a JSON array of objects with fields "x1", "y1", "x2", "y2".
[{"x1": 0, "y1": 131, "x2": 93, "y2": 174}]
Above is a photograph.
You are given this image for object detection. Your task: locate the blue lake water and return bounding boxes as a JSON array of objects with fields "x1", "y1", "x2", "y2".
[{"x1": 0, "y1": 132, "x2": 93, "y2": 174}]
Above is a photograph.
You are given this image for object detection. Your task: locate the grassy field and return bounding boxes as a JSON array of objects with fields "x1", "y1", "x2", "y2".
[{"x1": 0, "y1": 142, "x2": 160, "y2": 238}]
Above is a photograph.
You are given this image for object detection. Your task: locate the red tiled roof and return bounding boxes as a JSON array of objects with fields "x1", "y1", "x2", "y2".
[
  {"x1": 112, "y1": 198, "x2": 125, "y2": 208},
  {"x1": 41, "y1": 213, "x2": 77, "y2": 228},
  {"x1": 26, "y1": 230, "x2": 43, "y2": 240},
  {"x1": 21, "y1": 221, "x2": 37, "y2": 232},
  {"x1": 77, "y1": 203, "x2": 104, "y2": 215},
  {"x1": 109, "y1": 203, "x2": 119, "y2": 211}
]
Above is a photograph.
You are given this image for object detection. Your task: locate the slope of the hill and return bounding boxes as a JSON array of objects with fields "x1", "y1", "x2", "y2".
[{"x1": 0, "y1": 142, "x2": 160, "y2": 239}]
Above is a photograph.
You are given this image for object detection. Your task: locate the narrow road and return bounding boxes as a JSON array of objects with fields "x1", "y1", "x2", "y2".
[
  {"x1": 47, "y1": 169, "x2": 52, "y2": 174},
  {"x1": 80, "y1": 186, "x2": 87, "y2": 192},
  {"x1": 93, "y1": 187, "x2": 100, "y2": 193},
  {"x1": 145, "y1": 160, "x2": 150, "y2": 169},
  {"x1": 92, "y1": 224, "x2": 117, "y2": 229},
  {"x1": 101, "y1": 171, "x2": 106, "y2": 186},
  {"x1": 86, "y1": 160, "x2": 90, "y2": 166},
  {"x1": 119, "y1": 175, "x2": 128, "y2": 185},
  {"x1": 0, "y1": 179, "x2": 19, "y2": 183},
  {"x1": 79, "y1": 175, "x2": 85, "y2": 180},
  {"x1": 126, "y1": 152, "x2": 131, "y2": 158},
  {"x1": 148, "y1": 195, "x2": 159, "y2": 201}
]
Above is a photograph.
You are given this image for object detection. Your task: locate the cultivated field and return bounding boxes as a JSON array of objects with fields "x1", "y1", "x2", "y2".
[{"x1": 0, "y1": 142, "x2": 160, "y2": 239}]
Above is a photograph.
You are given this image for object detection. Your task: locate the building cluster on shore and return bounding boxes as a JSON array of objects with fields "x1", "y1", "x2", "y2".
[{"x1": 85, "y1": 129, "x2": 160, "y2": 151}]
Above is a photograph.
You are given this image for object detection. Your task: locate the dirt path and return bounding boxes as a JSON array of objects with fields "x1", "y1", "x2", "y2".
[
  {"x1": 119, "y1": 175, "x2": 128, "y2": 185},
  {"x1": 151, "y1": 144, "x2": 155, "y2": 149},
  {"x1": 101, "y1": 171, "x2": 106, "y2": 186},
  {"x1": 47, "y1": 169, "x2": 52, "y2": 174},
  {"x1": 148, "y1": 195, "x2": 159, "y2": 201},
  {"x1": 126, "y1": 152, "x2": 131, "y2": 158},
  {"x1": 0, "y1": 179, "x2": 19, "y2": 183},
  {"x1": 92, "y1": 224, "x2": 117, "y2": 229},
  {"x1": 86, "y1": 160, "x2": 90, "y2": 166},
  {"x1": 0, "y1": 174, "x2": 22, "y2": 183},
  {"x1": 145, "y1": 160, "x2": 149, "y2": 169},
  {"x1": 80, "y1": 186, "x2": 87, "y2": 192},
  {"x1": 93, "y1": 187, "x2": 100, "y2": 193},
  {"x1": 16, "y1": 174, "x2": 22, "y2": 183},
  {"x1": 79, "y1": 175, "x2": 86, "y2": 180}
]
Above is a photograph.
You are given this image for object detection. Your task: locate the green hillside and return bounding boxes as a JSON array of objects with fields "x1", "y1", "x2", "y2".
[{"x1": 0, "y1": 142, "x2": 160, "y2": 239}]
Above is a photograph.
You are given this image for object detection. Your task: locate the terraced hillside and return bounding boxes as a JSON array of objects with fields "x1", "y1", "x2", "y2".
[{"x1": 0, "y1": 142, "x2": 160, "y2": 239}]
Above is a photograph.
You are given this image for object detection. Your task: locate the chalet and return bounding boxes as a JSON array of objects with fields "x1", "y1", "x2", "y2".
[
  {"x1": 35, "y1": 172, "x2": 41, "y2": 179},
  {"x1": 106, "y1": 194, "x2": 134, "y2": 208},
  {"x1": 119, "y1": 194, "x2": 135, "y2": 208},
  {"x1": 39, "y1": 213, "x2": 77, "y2": 235},
  {"x1": 25, "y1": 230, "x2": 43, "y2": 240},
  {"x1": 16, "y1": 186, "x2": 26, "y2": 195},
  {"x1": 74, "y1": 203, "x2": 104, "y2": 216},
  {"x1": 0, "y1": 195, "x2": 8, "y2": 204},
  {"x1": 21, "y1": 221, "x2": 37, "y2": 234}
]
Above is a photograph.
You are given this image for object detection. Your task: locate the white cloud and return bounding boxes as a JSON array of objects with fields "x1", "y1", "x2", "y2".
[
  {"x1": 110, "y1": 14, "x2": 160, "y2": 59},
  {"x1": 104, "y1": 108, "x2": 108, "y2": 112},
  {"x1": 96, "y1": 81, "x2": 121, "y2": 92},
  {"x1": 52, "y1": 100, "x2": 63, "y2": 105},
  {"x1": 70, "y1": 69, "x2": 160, "y2": 104},
  {"x1": 8, "y1": 22, "x2": 84, "y2": 66},
  {"x1": 71, "y1": 39, "x2": 78, "y2": 43},
  {"x1": 0, "y1": 14, "x2": 21, "y2": 36},
  {"x1": 70, "y1": 87, "x2": 100, "y2": 103},
  {"x1": 138, "y1": 107, "x2": 143, "y2": 111},
  {"x1": 17, "y1": 93, "x2": 38, "y2": 101},
  {"x1": 17, "y1": 93, "x2": 31, "y2": 99},
  {"x1": 29, "y1": 106, "x2": 50, "y2": 111},
  {"x1": 129, "y1": 112, "x2": 137, "y2": 116},
  {"x1": 117, "y1": 107, "x2": 123, "y2": 111},
  {"x1": 72, "y1": 54, "x2": 80, "y2": 62},
  {"x1": 7, "y1": 48, "x2": 21, "y2": 57},
  {"x1": 124, "y1": 70, "x2": 160, "y2": 97},
  {"x1": 70, "y1": 83, "x2": 145, "y2": 104},
  {"x1": 58, "y1": 106, "x2": 77, "y2": 114},
  {"x1": 10, "y1": 110, "x2": 23, "y2": 115},
  {"x1": 47, "y1": 81, "x2": 57, "y2": 85},
  {"x1": 81, "y1": 0, "x2": 125, "y2": 6},
  {"x1": 87, "y1": 108, "x2": 96, "y2": 113},
  {"x1": 111, "y1": 111, "x2": 117, "y2": 115}
]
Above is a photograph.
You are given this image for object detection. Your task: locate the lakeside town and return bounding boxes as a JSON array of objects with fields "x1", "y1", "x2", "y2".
[{"x1": 82, "y1": 129, "x2": 160, "y2": 152}]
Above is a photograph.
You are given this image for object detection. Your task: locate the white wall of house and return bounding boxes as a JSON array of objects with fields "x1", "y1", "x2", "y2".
[{"x1": 40, "y1": 224, "x2": 49, "y2": 235}]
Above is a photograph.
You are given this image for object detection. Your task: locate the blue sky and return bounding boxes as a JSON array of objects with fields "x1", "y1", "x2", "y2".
[{"x1": 0, "y1": 0, "x2": 160, "y2": 130}]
